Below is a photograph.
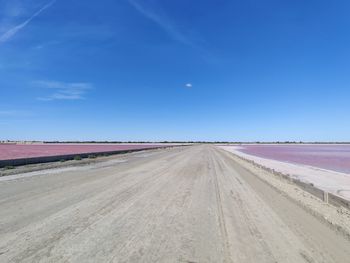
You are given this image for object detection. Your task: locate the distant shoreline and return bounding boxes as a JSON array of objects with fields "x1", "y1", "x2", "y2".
[{"x1": 1, "y1": 141, "x2": 350, "y2": 145}]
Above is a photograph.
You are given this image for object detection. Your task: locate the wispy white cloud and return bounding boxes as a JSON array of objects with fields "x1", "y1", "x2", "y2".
[
  {"x1": 0, "y1": 0, "x2": 56, "y2": 44},
  {"x1": 33, "y1": 40, "x2": 60, "y2": 50},
  {"x1": 0, "y1": 110, "x2": 20, "y2": 116},
  {"x1": 127, "y1": 0, "x2": 194, "y2": 47},
  {"x1": 2, "y1": 1, "x2": 24, "y2": 18},
  {"x1": 34, "y1": 80, "x2": 93, "y2": 101},
  {"x1": 0, "y1": 110, "x2": 31, "y2": 117}
]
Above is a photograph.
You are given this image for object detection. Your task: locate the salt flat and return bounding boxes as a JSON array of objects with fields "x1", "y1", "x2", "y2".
[{"x1": 220, "y1": 145, "x2": 350, "y2": 200}]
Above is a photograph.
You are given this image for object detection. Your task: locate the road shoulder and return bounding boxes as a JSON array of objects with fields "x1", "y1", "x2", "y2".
[{"x1": 216, "y1": 146, "x2": 350, "y2": 241}]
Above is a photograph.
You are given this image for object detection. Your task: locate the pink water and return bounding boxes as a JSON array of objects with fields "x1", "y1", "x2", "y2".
[
  {"x1": 238, "y1": 144, "x2": 350, "y2": 174},
  {"x1": 0, "y1": 144, "x2": 164, "y2": 160}
]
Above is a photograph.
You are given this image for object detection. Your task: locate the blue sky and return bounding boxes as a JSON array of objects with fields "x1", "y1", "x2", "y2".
[{"x1": 1, "y1": 0, "x2": 350, "y2": 141}]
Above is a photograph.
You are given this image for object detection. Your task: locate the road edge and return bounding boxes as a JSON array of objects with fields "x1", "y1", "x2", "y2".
[
  {"x1": 217, "y1": 147, "x2": 350, "y2": 242},
  {"x1": 0, "y1": 146, "x2": 185, "y2": 177}
]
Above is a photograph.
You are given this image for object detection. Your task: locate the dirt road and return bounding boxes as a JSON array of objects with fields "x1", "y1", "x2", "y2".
[{"x1": 1, "y1": 145, "x2": 350, "y2": 262}]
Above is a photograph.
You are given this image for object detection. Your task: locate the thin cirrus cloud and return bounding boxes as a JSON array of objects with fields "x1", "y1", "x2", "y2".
[
  {"x1": 34, "y1": 81, "x2": 93, "y2": 101},
  {"x1": 0, "y1": 110, "x2": 19, "y2": 116},
  {"x1": 0, "y1": 110, "x2": 30, "y2": 116},
  {"x1": 0, "y1": 0, "x2": 56, "y2": 44},
  {"x1": 127, "y1": 0, "x2": 195, "y2": 47}
]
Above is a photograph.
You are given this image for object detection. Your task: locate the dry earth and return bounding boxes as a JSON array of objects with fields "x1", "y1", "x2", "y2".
[{"x1": 0, "y1": 145, "x2": 350, "y2": 262}]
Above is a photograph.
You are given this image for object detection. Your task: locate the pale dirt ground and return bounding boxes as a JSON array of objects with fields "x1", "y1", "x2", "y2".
[
  {"x1": 0, "y1": 145, "x2": 350, "y2": 263},
  {"x1": 219, "y1": 145, "x2": 350, "y2": 200}
]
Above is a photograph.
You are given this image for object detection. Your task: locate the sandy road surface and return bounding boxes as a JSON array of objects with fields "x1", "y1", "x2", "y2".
[{"x1": 0, "y1": 145, "x2": 350, "y2": 262}]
